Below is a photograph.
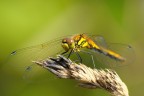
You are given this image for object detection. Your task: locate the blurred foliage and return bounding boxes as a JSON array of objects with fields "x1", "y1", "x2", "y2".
[{"x1": 0, "y1": 0, "x2": 143, "y2": 96}]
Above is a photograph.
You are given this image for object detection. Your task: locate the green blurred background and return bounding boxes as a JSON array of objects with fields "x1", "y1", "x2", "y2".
[{"x1": 0, "y1": 0, "x2": 143, "y2": 96}]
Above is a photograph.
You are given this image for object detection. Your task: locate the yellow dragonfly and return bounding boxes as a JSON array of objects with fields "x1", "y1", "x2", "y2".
[
  {"x1": 61, "y1": 34, "x2": 126, "y2": 62},
  {"x1": 6, "y1": 33, "x2": 134, "y2": 75}
]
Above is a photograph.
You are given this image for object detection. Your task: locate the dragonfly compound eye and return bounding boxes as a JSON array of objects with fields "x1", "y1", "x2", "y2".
[{"x1": 61, "y1": 38, "x2": 75, "y2": 51}]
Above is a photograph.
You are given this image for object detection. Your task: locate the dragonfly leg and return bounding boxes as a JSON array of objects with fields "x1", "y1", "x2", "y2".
[
  {"x1": 90, "y1": 54, "x2": 95, "y2": 68},
  {"x1": 61, "y1": 51, "x2": 68, "y2": 55},
  {"x1": 80, "y1": 50, "x2": 96, "y2": 68},
  {"x1": 61, "y1": 49, "x2": 82, "y2": 64},
  {"x1": 67, "y1": 49, "x2": 73, "y2": 58},
  {"x1": 61, "y1": 50, "x2": 74, "y2": 59},
  {"x1": 75, "y1": 51, "x2": 82, "y2": 63}
]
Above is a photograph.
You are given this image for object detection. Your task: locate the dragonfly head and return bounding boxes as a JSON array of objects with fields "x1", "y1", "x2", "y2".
[{"x1": 61, "y1": 38, "x2": 75, "y2": 51}]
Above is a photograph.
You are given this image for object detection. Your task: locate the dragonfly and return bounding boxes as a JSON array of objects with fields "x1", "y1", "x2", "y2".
[
  {"x1": 61, "y1": 34, "x2": 126, "y2": 63},
  {"x1": 6, "y1": 33, "x2": 134, "y2": 78}
]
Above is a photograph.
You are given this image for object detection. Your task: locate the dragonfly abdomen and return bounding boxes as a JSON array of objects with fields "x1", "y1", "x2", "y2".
[
  {"x1": 93, "y1": 47, "x2": 125, "y2": 62},
  {"x1": 102, "y1": 48, "x2": 126, "y2": 62}
]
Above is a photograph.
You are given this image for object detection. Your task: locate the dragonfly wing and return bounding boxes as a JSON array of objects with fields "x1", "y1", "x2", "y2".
[
  {"x1": 90, "y1": 35, "x2": 108, "y2": 48},
  {"x1": 4, "y1": 38, "x2": 64, "y2": 79},
  {"x1": 78, "y1": 43, "x2": 134, "y2": 68},
  {"x1": 106, "y1": 43, "x2": 135, "y2": 67}
]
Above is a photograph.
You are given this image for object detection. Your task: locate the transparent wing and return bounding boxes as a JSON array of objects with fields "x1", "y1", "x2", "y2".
[
  {"x1": 80, "y1": 43, "x2": 134, "y2": 68},
  {"x1": 4, "y1": 38, "x2": 64, "y2": 80},
  {"x1": 105, "y1": 43, "x2": 135, "y2": 67},
  {"x1": 80, "y1": 35, "x2": 135, "y2": 68},
  {"x1": 90, "y1": 35, "x2": 108, "y2": 48},
  {"x1": 93, "y1": 43, "x2": 134, "y2": 68},
  {"x1": 85, "y1": 33, "x2": 108, "y2": 48}
]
